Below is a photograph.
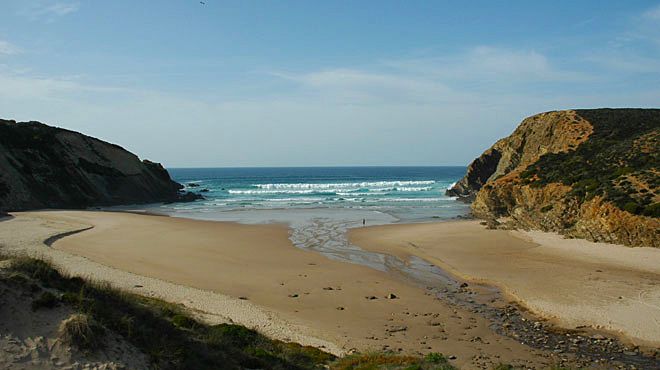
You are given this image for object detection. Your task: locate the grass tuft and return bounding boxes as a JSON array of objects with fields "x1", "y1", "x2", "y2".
[{"x1": 58, "y1": 313, "x2": 105, "y2": 351}]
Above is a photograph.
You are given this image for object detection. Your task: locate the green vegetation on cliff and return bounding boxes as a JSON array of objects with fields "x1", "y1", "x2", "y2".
[{"x1": 520, "y1": 109, "x2": 659, "y2": 217}]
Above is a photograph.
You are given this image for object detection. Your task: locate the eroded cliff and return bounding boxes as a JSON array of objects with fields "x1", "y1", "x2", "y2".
[
  {"x1": 448, "y1": 109, "x2": 659, "y2": 248},
  {"x1": 0, "y1": 119, "x2": 198, "y2": 211}
]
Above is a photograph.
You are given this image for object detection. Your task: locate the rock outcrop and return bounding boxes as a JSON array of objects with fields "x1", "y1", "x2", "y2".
[
  {"x1": 448, "y1": 109, "x2": 659, "y2": 248},
  {"x1": 0, "y1": 119, "x2": 200, "y2": 211}
]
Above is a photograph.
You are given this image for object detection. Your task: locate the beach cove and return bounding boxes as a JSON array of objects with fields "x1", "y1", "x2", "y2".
[{"x1": 2, "y1": 210, "x2": 659, "y2": 369}]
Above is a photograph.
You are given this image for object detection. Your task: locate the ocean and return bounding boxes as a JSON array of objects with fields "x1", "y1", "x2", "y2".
[
  {"x1": 141, "y1": 166, "x2": 470, "y2": 274},
  {"x1": 163, "y1": 166, "x2": 469, "y2": 222}
]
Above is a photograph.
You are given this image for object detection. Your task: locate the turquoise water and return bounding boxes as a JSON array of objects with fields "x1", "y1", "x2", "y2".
[
  {"x1": 125, "y1": 166, "x2": 470, "y2": 277},
  {"x1": 164, "y1": 166, "x2": 469, "y2": 222}
]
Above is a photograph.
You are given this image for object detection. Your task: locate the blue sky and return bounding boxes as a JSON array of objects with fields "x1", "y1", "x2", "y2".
[{"x1": 1, "y1": 1, "x2": 659, "y2": 167}]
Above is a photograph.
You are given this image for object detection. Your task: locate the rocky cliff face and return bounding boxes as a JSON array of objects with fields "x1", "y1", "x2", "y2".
[
  {"x1": 0, "y1": 119, "x2": 198, "y2": 211},
  {"x1": 448, "y1": 109, "x2": 659, "y2": 248}
]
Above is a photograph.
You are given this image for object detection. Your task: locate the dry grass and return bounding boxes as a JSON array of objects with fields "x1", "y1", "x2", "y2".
[{"x1": 58, "y1": 313, "x2": 105, "y2": 351}]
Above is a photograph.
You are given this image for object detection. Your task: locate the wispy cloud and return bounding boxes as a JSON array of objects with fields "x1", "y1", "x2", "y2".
[
  {"x1": 273, "y1": 68, "x2": 452, "y2": 104},
  {"x1": 0, "y1": 40, "x2": 20, "y2": 56},
  {"x1": 271, "y1": 46, "x2": 594, "y2": 107},
  {"x1": 18, "y1": 1, "x2": 80, "y2": 22},
  {"x1": 384, "y1": 46, "x2": 589, "y2": 84},
  {"x1": 583, "y1": 53, "x2": 660, "y2": 74},
  {"x1": 0, "y1": 68, "x2": 129, "y2": 100},
  {"x1": 643, "y1": 4, "x2": 660, "y2": 20}
]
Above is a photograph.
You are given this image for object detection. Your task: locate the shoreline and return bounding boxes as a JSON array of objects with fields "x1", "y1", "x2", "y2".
[
  {"x1": 1, "y1": 210, "x2": 658, "y2": 368},
  {"x1": 349, "y1": 221, "x2": 660, "y2": 349}
]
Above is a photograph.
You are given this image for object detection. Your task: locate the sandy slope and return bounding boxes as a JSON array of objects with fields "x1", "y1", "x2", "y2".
[
  {"x1": 0, "y1": 211, "x2": 565, "y2": 370},
  {"x1": 349, "y1": 220, "x2": 660, "y2": 347},
  {"x1": 0, "y1": 268, "x2": 149, "y2": 370}
]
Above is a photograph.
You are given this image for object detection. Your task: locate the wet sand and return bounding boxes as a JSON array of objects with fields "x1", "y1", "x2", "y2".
[
  {"x1": 349, "y1": 220, "x2": 660, "y2": 348},
  {"x1": 1, "y1": 211, "x2": 567, "y2": 370}
]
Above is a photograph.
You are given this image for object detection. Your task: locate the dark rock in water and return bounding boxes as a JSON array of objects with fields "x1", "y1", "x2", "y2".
[
  {"x1": 199, "y1": 188, "x2": 210, "y2": 193},
  {"x1": 0, "y1": 119, "x2": 192, "y2": 210},
  {"x1": 187, "y1": 183, "x2": 200, "y2": 187},
  {"x1": 178, "y1": 192, "x2": 204, "y2": 202}
]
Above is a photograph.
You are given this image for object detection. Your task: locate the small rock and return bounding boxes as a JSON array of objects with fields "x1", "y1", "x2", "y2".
[
  {"x1": 336, "y1": 307, "x2": 345, "y2": 310},
  {"x1": 288, "y1": 294, "x2": 299, "y2": 298},
  {"x1": 623, "y1": 351, "x2": 637, "y2": 356},
  {"x1": 386, "y1": 325, "x2": 407, "y2": 333},
  {"x1": 238, "y1": 296, "x2": 248, "y2": 300},
  {"x1": 449, "y1": 355, "x2": 457, "y2": 360},
  {"x1": 323, "y1": 287, "x2": 334, "y2": 290},
  {"x1": 133, "y1": 284, "x2": 143, "y2": 288},
  {"x1": 591, "y1": 334, "x2": 605, "y2": 340},
  {"x1": 365, "y1": 296, "x2": 378, "y2": 300},
  {"x1": 386, "y1": 293, "x2": 398, "y2": 299}
]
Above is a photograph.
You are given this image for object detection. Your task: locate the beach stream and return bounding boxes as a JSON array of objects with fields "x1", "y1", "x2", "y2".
[{"x1": 150, "y1": 207, "x2": 658, "y2": 368}]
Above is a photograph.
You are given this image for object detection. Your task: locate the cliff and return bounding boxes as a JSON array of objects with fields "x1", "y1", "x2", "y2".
[
  {"x1": 448, "y1": 109, "x2": 659, "y2": 248},
  {"x1": 0, "y1": 119, "x2": 199, "y2": 211}
]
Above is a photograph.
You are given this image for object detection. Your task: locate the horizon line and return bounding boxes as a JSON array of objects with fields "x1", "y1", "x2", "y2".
[{"x1": 166, "y1": 164, "x2": 469, "y2": 169}]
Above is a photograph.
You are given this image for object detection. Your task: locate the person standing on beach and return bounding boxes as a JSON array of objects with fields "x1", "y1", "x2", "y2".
[{"x1": 362, "y1": 218, "x2": 366, "y2": 226}]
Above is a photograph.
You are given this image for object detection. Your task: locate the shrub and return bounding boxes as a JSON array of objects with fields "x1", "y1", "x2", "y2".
[
  {"x1": 425, "y1": 352, "x2": 447, "y2": 363},
  {"x1": 540, "y1": 204, "x2": 553, "y2": 213},
  {"x1": 171, "y1": 314, "x2": 196, "y2": 329},
  {"x1": 623, "y1": 202, "x2": 640, "y2": 214},
  {"x1": 492, "y1": 365, "x2": 514, "y2": 370},
  {"x1": 331, "y1": 352, "x2": 456, "y2": 370},
  {"x1": 206, "y1": 323, "x2": 261, "y2": 347},
  {"x1": 32, "y1": 291, "x2": 59, "y2": 311},
  {"x1": 11, "y1": 257, "x2": 61, "y2": 285},
  {"x1": 643, "y1": 203, "x2": 660, "y2": 217}
]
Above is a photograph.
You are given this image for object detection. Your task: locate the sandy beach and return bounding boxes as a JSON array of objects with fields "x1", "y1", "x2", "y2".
[
  {"x1": 2, "y1": 211, "x2": 659, "y2": 368},
  {"x1": 1, "y1": 210, "x2": 568, "y2": 370},
  {"x1": 350, "y1": 220, "x2": 660, "y2": 348}
]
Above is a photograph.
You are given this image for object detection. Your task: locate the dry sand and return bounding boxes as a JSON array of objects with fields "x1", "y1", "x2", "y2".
[
  {"x1": 0, "y1": 211, "x2": 568, "y2": 370},
  {"x1": 349, "y1": 220, "x2": 660, "y2": 348},
  {"x1": 0, "y1": 266, "x2": 149, "y2": 370}
]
